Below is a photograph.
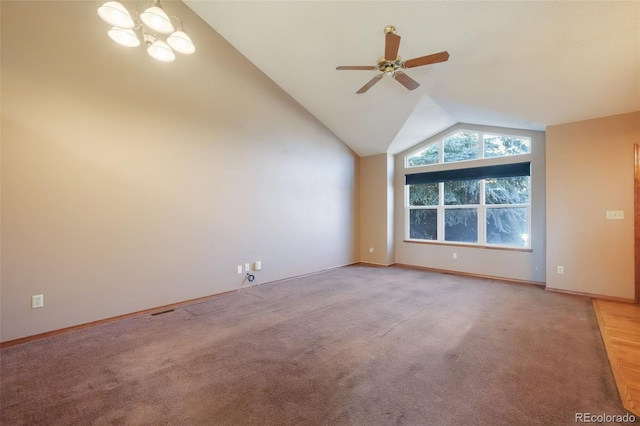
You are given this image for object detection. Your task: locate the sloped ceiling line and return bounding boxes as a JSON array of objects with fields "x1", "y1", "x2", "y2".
[{"x1": 184, "y1": 1, "x2": 640, "y2": 157}]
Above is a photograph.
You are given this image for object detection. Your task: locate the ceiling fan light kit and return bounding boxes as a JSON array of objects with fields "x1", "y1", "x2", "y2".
[
  {"x1": 97, "y1": 0, "x2": 195, "y2": 63},
  {"x1": 337, "y1": 25, "x2": 449, "y2": 94}
]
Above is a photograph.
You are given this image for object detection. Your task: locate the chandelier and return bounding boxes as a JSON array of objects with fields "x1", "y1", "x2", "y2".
[{"x1": 97, "y1": 0, "x2": 195, "y2": 63}]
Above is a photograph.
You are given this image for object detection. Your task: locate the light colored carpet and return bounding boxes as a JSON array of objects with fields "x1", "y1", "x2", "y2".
[{"x1": 1, "y1": 265, "x2": 630, "y2": 425}]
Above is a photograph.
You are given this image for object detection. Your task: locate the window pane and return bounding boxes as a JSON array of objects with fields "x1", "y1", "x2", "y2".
[
  {"x1": 444, "y1": 180, "x2": 479, "y2": 205},
  {"x1": 484, "y1": 135, "x2": 530, "y2": 158},
  {"x1": 408, "y1": 183, "x2": 439, "y2": 206},
  {"x1": 409, "y1": 209, "x2": 437, "y2": 240},
  {"x1": 445, "y1": 208, "x2": 477, "y2": 243},
  {"x1": 486, "y1": 207, "x2": 528, "y2": 246},
  {"x1": 485, "y1": 176, "x2": 530, "y2": 205},
  {"x1": 407, "y1": 143, "x2": 439, "y2": 167},
  {"x1": 443, "y1": 132, "x2": 479, "y2": 163}
]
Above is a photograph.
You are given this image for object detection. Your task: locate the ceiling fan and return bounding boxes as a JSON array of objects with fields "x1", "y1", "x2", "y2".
[{"x1": 336, "y1": 25, "x2": 450, "y2": 94}]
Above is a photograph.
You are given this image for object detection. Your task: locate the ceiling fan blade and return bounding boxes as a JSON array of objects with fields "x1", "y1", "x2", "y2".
[
  {"x1": 336, "y1": 66, "x2": 377, "y2": 70},
  {"x1": 384, "y1": 33, "x2": 401, "y2": 60},
  {"x1": 393, "y1": 71, "x2": 420, "y2": 91},
  {"x1": 356, "y1": 74, "x2": 383, "y2": 94},
  {"x1": 402, "y1": 51, "x2": 450, "y2": 68}
]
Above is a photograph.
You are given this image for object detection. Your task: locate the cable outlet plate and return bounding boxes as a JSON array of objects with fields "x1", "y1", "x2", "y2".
[{"x1": 32, "y1": 294, "x2": 44, "y2": 309}]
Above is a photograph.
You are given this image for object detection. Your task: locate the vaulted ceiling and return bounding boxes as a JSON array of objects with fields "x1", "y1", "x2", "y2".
[{"x1": 184, "y1": 1, "x2": 640, "y2": 157}]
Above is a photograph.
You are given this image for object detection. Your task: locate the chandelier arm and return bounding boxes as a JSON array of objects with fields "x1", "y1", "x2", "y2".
[
  {"x1": 168, "y1": 14, "x2": 185, "y2": 31},
  {"x1": 130, "y1": 0, "x2": 140, "y2": 27}
]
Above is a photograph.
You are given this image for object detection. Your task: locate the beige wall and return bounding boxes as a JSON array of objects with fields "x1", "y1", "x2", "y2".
[
  {"x1": 1, "y1": 1, "x2": 358, "y2": 342},
  {"x1": 546, "y1": 112, "x2": 639, "y2": 300},
  {"x1": 394, "y1": 123, "x2": 547, "y2": 283},
  {"x1": 359, "y1": 153, "x2": 394, "y2": 265}
]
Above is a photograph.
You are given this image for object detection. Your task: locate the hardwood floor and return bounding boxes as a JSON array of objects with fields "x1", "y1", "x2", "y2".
[{"x1": 593, "y1": 300, "x2": 640, "y2": 417}]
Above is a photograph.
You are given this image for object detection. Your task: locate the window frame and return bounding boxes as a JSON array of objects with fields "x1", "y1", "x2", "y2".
[
  {"x1": 405, "y1": 179, "x2": 531, "y2": 249},
  {"x1": 405, "y1": 130, "x2": 531, "y2": 169},
  {"x1": 404, "y1": 129, "x2": 533, "y2": 249}
]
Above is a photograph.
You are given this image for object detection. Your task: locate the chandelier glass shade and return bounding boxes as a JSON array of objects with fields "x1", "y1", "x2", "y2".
[
  {"x1": 108, "y1": 27, "x2": 141, "y2": 47},
  {"x1": 98, "y1": 1, "x2": 135, "y2": 29},
  {"x1": 167, "y1": 31, "x2": 195, "y2": 55},
  {"x1": 147, "y1": 40, "x2": 176, "y2": 62},
  {"x1": 97, "y1": 0, "x2": 195, "y2": 63},
  {"x1": 140, "y1": 6, "x2": 174, "y2": 34}
]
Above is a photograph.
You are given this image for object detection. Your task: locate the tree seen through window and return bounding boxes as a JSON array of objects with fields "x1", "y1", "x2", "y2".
[{"x1": 406, "y1": 130, "x2": 531, "y2": 248}]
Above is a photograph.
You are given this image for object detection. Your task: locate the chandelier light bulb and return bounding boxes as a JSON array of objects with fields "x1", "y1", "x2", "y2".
[
  {"x1": 147, "y1": 40, "x2": 176, "y2": 62},
  {"x1": 98, "y1": 0, "x2": 193, "y2": 63},
  {"x1": 97, "y1": 1, "x2": 135, "y2": 29},
  {"x1": 140, "y1": 6, "x2": 175, "y2": 34},
  {"x1": 108, "y1": 28, "x2": 141, "y2": 47},
  {"x1": 167, "y1": 31, "x2": 195, "y2": 55}
]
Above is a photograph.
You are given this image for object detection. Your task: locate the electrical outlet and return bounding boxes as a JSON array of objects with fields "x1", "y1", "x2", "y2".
[
  {"x1": 237, "y1": 265, "x2": 243, "y2": 274},
  {"x1": 557, "y1": 266, "x2": 564, "y2": 274},
  {"x1": 453, "y1": 252, "x2": 457, "y2": 259},
  {"x1": 244, "y1": 263, "x2": 250, "y2": 272},
  {"x1": 254, "y1": 261, "x2": 262, "y2": 271},
  {"x1": 368, "y1": 247, "x2": 374, "y2": 253},
  {"x1": 32, "y1": 294, "x2": 44, "y2": 309}
]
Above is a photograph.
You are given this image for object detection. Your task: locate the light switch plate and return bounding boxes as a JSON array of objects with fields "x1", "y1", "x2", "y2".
[{"x1": 605, "y1": 211, "x2": 624, "y2": 220}]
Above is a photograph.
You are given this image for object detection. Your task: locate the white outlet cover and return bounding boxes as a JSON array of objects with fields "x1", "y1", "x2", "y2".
[{"x1": 31, "y1": 294, "x2": 44, "y2": 308}]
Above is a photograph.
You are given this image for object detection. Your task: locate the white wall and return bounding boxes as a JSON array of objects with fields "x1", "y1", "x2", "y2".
[
  {"x1": 546, "y1": 112, "x2": 639, "y2": 300},
  {"x1": 1, "y1": 1, "x2": 358, "y2": 342},
  {"x1": 359, "y1": 154, "x2": 394, "y2": 266}
]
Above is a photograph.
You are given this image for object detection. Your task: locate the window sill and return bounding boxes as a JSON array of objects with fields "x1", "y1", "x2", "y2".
[{"x1": 403, "y1": 239, "x2": 533, "y2": 252}]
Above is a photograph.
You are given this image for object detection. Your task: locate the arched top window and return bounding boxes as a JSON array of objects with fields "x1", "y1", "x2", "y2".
[{"x1": 406, "y1": 130, "x2": 531, "y2": 168}]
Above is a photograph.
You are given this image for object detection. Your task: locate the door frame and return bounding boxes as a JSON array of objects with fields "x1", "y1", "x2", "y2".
[{"x1": 635, "y1": 144, "x2": 640, "y2": 303}]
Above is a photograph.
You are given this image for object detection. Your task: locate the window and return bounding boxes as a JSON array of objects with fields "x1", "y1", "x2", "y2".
[
  {"x1": 406, "y1": 131, "x2": 530, "y2": 168},
  {"x1": 483, "y1": 134, "x2": 531, "y2": 158},
  {"x1": 485, "y1": 176, "x2": 530, "y2": 246},
  {"x1": 406, "y1": 176, "x2": 530, "y2": 248},
  {"x1": 406, "y1": 144, "x2": 439, "y2": 167},
  {"x1": 408, "y1": 183, "x2": 438, "y2": 240},
  {"x1": 405, "y1": 130, "x2": 532, "y2": 249},
  {"x1": 444, "y1": 180, "x2": 479, "y2": 243},
  {"x1": 444, "y1": 132, "x2": 479, "y2": 163}
]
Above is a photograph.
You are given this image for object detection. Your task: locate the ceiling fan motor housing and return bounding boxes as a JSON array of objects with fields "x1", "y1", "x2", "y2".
[{"x1": 377, "y1": 56, "x2": 402, "y2": 75}]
